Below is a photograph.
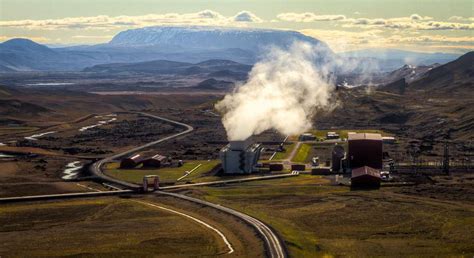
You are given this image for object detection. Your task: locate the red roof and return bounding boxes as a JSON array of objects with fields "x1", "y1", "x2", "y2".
[{"x1": 352, "y1": 166, "x2": 381, "y2": 178}]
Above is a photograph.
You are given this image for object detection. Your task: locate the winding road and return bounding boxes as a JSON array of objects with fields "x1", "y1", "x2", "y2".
[
  {"x1": 88, "y1": 111, "x2": 287, "y2": 258},
  {"x1": 89, "y1": 112, "x2": 194, "y2": 189}
]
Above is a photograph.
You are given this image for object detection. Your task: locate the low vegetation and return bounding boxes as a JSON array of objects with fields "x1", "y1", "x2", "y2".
[
  {"x1": 311, "y1": 129, "x2": 388, "y2": 139},
  {"x1": 0, "y1": 198, "x2": 227, "y2": 257},
  {"x1": 104, "y1": 159, "x2": 219, "y2": 183},
  {"x1": 292, "y1": 143, "x2": 311, "y2": 163},
  {"x1": 187, "y1": 175, "x2": 474, "y2": 257}
]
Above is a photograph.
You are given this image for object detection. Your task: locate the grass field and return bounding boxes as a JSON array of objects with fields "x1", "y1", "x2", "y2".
[
  {"x1": 0, "y1": 126, "x2": 39, "y2": 135},
  {"x1": 291, "y1": 143, "x2": 311, "y2": 163},
  {"x1": 186, "y1": 175, "x2": 474, "y2": 257},
  {"x1": 0, "y1": 198, "x2": 232, "y2": 257},
  {"x1": 312, "y1": 129, "x2": 388, "y2": 139},
  {"x1": 104, "y1": 160, "x2": 220, "y2": 183},
  {"x1": 272, "y1": 142, "x2": 296, "y2": 160}
]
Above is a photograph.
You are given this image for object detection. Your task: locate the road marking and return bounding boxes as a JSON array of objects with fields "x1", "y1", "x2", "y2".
[
  {"x1": 134, "y1": 200, "x2": 234, "y2": 254},
  {"x1": 76, "y1": 183, "x2": 102, "y2": 192}
]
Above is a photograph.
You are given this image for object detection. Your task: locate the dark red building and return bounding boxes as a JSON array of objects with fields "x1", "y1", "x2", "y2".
[
  {"x1": 120, "y1": 154, "x2": 144, "y2": 169},
  {"x1": 142, "y1": 154, "x2": 167, "y2": 168},
  {"x1": 351, "y1": 166, "x2": 381, "y2": 188},
  {"x1": 348, "y1": 133, "x2": 383, "y2": 170}
]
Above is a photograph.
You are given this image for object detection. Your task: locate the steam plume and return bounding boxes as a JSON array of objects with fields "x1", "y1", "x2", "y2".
[{"x1": 216, "y1": 41, "x2": 335, "y2": 141}]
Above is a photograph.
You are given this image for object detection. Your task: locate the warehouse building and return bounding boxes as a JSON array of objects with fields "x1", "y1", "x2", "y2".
[
  {"x1": 120, "y1": 154, "x2": 144, "y2": 169},
  {"x1": 142, "y1": 154, "x2": 167, "y2": 168},
  {"x1": 348, "y1": 133, "x2": 383, "y2": 170},
  {"x1": 351, "y1": 166, "x2": 381, "y2": 188},
  {"x1": 220, "y1": 139, "x2": 262, "y2": 174}
]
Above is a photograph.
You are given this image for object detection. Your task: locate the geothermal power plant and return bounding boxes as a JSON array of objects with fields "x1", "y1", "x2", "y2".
[{"x1": 219, "y1": 139, "x2": 262, "y2": 174}]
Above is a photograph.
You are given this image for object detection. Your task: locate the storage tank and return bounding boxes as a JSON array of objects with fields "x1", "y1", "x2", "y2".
[{"x1": 332, "y1": 144, "x2": 345, "y2": 172}]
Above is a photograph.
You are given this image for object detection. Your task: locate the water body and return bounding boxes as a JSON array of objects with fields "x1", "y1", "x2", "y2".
[
  {"x1": 62, "y1": 161, "x2": 83, "y2": 180},
  {"x1": 79, "y1": 114, "x2": 117, "y2": 132},
  {"x1": 26, "y1": 82, "x2": 75, "y2": 86},
  {"x1": 24, "y1": 131, "x2": 56, "y2": 141},
  {"x1": 0, "y1": 152, "x2": 16, "y2": 158}
]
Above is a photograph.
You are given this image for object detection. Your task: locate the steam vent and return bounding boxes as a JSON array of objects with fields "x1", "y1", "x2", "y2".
[{"x1": 220, "y1": 139, "x2": 262, "y2": 174}]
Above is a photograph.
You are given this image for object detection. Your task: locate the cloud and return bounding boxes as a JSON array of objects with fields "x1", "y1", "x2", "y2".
[
  {"x1": 448, "y1": 16, "x2": 474, "y2": 22},
  {"x1": 342, "y1": 16, "x2": 473, "y2": 30},
  {"x1": 233, "y1": 11, "x2": 262, "y2": 22},
  {"x1": 277, "y1": 12, "x2": 472, "y2": 31},
  {"x1": 72, "y1": 35, "x2": 114, "y2": 39},
  {"x1": 301, "y1": 28, "x2": 474, "y2": 53},
  {"x1": 277, "y1": 12, "x2": 346, "y2": 22},
  {"x1": 0, "y1": 10, "x2": 263, "y2": 30}
]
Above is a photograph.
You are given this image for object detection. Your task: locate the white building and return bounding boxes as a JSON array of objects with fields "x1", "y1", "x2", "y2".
[{"x1": 220, "y1": 139, "x2": 262, "y2": 174}]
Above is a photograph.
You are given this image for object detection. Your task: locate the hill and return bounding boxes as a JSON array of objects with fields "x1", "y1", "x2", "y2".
[
  {"x1": 340, "y1": 48, "x2": 460, "y2": 71},
  {"x1": 83, "y1": 59, "x2": 252, "y2": 78},
  {"x1": 408, "y1": 51, "x2": 473, "y2": 93}
]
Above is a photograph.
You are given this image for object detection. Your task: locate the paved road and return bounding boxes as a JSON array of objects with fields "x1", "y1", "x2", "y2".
[
  {"x1": 157, "y1": 191, "x2": 286, "y2": 258},
  {"x1": 0, "y1": 190, "x2": 133, "y2": 203},
  {"x1": 161, "y1": 173, "x2": 298, "y2": 190},
  {"x1": 89, "y1": 112, "x2": 194, "y2": 189},
  {"x1": 88, "y1": 112, "x2": 288, "y2": 257}
]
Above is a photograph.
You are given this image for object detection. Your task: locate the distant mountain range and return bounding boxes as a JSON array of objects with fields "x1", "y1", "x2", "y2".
[
  {"x1": 340, "y1": 49, "x2": 460, "y2": 71},
  {"x1": 0, "y1": 26, "x2": 330, "y2": 72},
  {"x1": 83, "y1": 59, "x2": 252, "y2": 80},
  {"x1": 0, "y1": 26, "x2": 464, "y2": 74},
  {"x1": 381, "y1": 51, "x2": 473, "y2": 93}
]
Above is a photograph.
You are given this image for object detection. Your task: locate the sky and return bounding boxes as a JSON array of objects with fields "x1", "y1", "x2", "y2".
[{"x1": 0, "y1": 0, "x2": 472, "y2": 53}]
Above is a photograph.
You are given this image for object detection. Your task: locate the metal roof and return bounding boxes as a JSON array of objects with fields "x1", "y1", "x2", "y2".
[
  {"x1": 348, "y1": 133, "x2": 382, "y2": 141},
  {"x1": 351, "y1": 166, "x2": 381, "y2": 178}
]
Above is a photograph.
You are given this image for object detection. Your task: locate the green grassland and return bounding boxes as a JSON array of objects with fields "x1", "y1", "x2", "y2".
[
  {"x1": 187, "y1": 175, "x2": 474, "y2": 257},
  {"x1": 312, "y1": 129, "x2": 389, "y2": 139},
  {"x1": 104, "y1": 160, "x2": 220, "y2": 184},
  {"x1": 272, "y1": 142, "x2": 296, "y2": 160},
  {"x1": 291, "y1": 143, "x2": 311, "y2": 163},
  {"x1": 0, "y1": 198, "x2": 227, "y2": 257}
]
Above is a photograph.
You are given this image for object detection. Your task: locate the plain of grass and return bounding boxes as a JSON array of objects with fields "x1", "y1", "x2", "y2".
[
  {"x1": 312, "y1": 129, "x2": 388, "y2": 139},
  {"x1": 292, "y1": 143, "x2": 311, "y2": 163},
  {"x1": 0, "y1": 198, "x2": 225, "y2": 257},
  {"x1": 189, "y1": 175, "x2": 474, "y2": 257},
  {"x1": 104, "y1": 160, "x2": 220, "y2": 183}
]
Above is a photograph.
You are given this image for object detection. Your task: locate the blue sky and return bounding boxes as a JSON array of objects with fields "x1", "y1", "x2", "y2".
[{"x1": 0, "y1": 0, "x2": 472, "y2": 53}]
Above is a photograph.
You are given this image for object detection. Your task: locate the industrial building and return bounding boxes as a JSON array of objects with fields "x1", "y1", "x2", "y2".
[
  {"x1": 299, "y1": 133, "x2": 316, "y2": 141},
  {"x1": 220, "y1": 139, "x2": 262, "y2": 174},
  {"x1": 348, "y1": 133, "x2": 383, "y2": 170},
  {"x1": 120, "y1": 154, "x2": 144, "y2": 169},
  {"x1": 326, "y1": 131, "x2": 340, "y2": 140},
  {"x1": 351, "y1": 166, "x2": 381, "y2": 188},
  {"x1": 142, "y1": 154, "x2": 167, "y2": 168}
]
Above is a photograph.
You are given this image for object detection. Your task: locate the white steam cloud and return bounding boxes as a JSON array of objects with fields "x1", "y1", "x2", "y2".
[{"x1": 216, "y1": 41, "x2": 335, "y2": 141}]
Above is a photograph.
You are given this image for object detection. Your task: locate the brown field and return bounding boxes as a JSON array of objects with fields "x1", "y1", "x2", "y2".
[
  {"x1": 0, "y1": 196, "x2": 264, "y2": 257},
  {"x1": 181, "y1": 174, "x2": 474, "y2": 257}
]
